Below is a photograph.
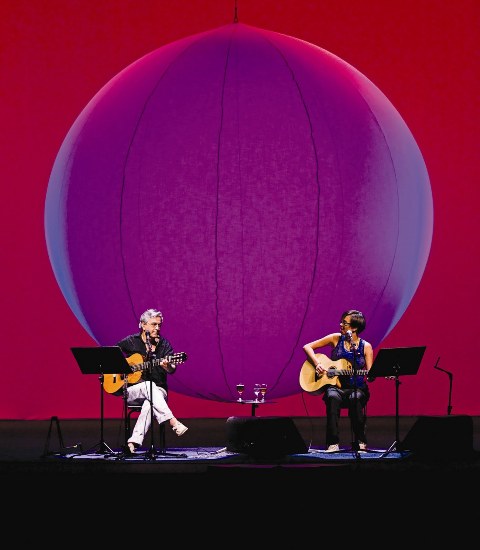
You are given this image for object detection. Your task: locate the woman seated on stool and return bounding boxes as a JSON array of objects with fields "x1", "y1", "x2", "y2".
[{"x1": 303, "y1": 309, "x2": 373, "y2": 453}]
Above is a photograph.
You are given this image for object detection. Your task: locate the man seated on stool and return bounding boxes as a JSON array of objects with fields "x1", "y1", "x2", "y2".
[{"x1": 117, "y1": 308, "x2": 188, "y2": 454}]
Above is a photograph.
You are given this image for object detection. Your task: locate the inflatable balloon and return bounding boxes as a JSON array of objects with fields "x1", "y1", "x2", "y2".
[{"x1": 45, "y1": 23, "x2": 433, "y2": 402}]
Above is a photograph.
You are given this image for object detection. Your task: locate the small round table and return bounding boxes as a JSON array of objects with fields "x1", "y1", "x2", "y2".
[{"x1": 235, "y1": 399, "x2": 277, "y2": 416}]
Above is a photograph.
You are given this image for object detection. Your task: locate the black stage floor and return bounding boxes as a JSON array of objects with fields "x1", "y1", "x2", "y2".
[
  {"x1": 4, "y1": 415, "x2": 477, "y2": 525},
  {"x1": 1, "y1": 416, "x2": 479, "y2": 482}
]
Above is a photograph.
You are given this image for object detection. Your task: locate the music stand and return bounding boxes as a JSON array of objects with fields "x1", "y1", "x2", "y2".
[
  {"x1": 369, "y1": 346, "x2": 426, "y2": 456},
  {"x1": 71, "y1": 346, "x2": 131, "y2": 455}
]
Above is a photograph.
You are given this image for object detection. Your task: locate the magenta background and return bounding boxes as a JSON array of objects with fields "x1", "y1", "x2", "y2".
[{"x1": 2, "y1": 1, "x2": 479, "y2": 419}]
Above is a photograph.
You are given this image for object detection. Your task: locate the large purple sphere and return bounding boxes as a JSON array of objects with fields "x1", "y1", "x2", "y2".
[{"x1": 45, "y1": 24, "x2": 432, "y2": 402}]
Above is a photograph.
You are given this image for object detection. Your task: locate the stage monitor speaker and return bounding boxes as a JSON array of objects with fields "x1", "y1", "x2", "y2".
[
  {"x1": 399, "y1": 415, "x2": 474, "y2": 458},
  {"x1": 226, "y1": 416, "x2": 308, "y2": 459}
]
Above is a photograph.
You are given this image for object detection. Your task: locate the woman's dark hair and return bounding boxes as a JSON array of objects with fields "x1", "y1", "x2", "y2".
[{"x1": 341, "y1": 309, "x2": 366, "y2": 334}]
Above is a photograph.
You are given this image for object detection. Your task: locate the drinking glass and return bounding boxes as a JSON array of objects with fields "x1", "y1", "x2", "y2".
[
  {"x1": 260, "y1": 383, "x2": 267, "y2": 402},
  {"x1": 253, "y1": 383, "x2": 261, "y2": 402},
  {"x1": 236, "y1": 383, "x2": 245, "y2": 401}
]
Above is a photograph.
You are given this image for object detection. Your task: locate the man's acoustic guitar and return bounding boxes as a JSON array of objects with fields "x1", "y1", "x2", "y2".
[{"x1": 103, "y1": 351, "x2": 187, "y2": 394}]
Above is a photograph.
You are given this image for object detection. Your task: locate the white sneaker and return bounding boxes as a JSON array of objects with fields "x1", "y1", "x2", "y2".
[
  {"x1": 326, "y1": 444, "x2": 340, "y2": 453},
  {"x1": 172, "y1": 421, "x2": 188, "y2": 436}
]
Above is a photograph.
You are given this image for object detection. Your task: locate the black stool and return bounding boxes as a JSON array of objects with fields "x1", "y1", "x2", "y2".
[
  {"x1": 126, "y1": 405, "x2": 166, "y2": 452},
  {"x1": 337, "y1": 401, "x2": 368, "y2": 449}
]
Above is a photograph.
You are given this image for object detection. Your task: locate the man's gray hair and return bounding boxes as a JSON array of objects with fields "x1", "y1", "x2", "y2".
[{"x1": 138, "y1": 308, "x2": 164, "y2": 328}]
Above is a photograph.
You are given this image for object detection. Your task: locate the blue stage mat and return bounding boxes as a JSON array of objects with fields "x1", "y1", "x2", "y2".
[
  {"x1": 50, "y1": 446, "x2": 410, "y2": 463},
  {"x1": 297, "y1": 447, "x2": 412, "y2": 460}
]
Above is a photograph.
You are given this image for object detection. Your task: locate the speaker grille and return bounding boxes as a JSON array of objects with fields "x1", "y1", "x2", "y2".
[
  {"x1": 400, "y1": 415, "x2": 474, "y2": 458},
  {"x1": 226, "y1": 416, "x2": 308, "y2": 458}
]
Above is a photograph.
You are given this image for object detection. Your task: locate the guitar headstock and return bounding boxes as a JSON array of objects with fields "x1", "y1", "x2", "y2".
[{"x1": 169, "y1": 352, "x2": 187, "y2": 364}]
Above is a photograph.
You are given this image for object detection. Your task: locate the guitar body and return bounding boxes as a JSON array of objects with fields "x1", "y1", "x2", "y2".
[
  {"x1": 299, "y1": 353, "x2": 357, "y2": 395},
  {"x1": 103, "y1": 352, "x2": 187, "y2": 394},
  {"x1": 124, "y1": 353, "x2": 144, "y2": 385},
  {"x1": 103, "y1": 353, "x2": 145, "y2": 394}
]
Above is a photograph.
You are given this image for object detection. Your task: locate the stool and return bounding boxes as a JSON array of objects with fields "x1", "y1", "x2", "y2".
[
  {"x1": 338, "y1": 401, "x2": 368, "y2": 445},
  {"x1": 126, "y1": 405, "x2": 166, "y2": 451}
]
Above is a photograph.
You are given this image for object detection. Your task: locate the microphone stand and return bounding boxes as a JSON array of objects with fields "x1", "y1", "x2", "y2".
[
  {"x1": 350, "y1": 337, "x2": 361, "y2": 459},
  {"x1": 433, "y1": 357, "x2": 453, "y2": 415},
  {"x1": 144, "y1": 332, "x2": 158, "y2": 461},
  {"x1": 141, "y1": 333, "x2": 188, "y2": 460}
]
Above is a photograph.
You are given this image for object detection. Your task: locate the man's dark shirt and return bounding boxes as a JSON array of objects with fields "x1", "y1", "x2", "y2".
[{"x1": 116, "y1": 333, "x2": 174, "y2": 393}]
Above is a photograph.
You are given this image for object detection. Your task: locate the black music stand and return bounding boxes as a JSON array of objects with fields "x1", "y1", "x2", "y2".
[
  {"x1": 369, "y1": 346, "x2": 426, "y2": 456},
  {"x1": 71, "y1": 346, "x2": 131, "y2": 456}
]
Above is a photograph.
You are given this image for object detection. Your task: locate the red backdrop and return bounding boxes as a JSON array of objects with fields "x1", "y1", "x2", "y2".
[{"x1": 1, "y1": 0, "x2": 479, "y2": 420}]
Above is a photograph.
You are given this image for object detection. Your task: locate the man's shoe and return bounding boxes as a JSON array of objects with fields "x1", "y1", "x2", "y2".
[
  {"x1": 325, "y1": 444, "x2": 339, "y2": 453},
  {"x1": 127, "y1": 442, "x2": 139, "y2": 454},
  {"x1": 172, "y1": 421, "x2": 188, "y2": 436},
  {"x1": 358, "y1": 441, "x2": 367, "y2": 451}
]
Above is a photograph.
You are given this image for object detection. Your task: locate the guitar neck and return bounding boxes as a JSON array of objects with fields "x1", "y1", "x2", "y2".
[
  {"x1": 330, "y1": 369, "x2": 368, "y2": 376},
  {"x1": 130, "y1": 357, "x2": 168, "y2": 372},
  {"x1": 130, "y1": 358, "x2": 162, "y2": 373},
  {"x1": 129, "y1": 353, "x2": 186, "y2": 373}
]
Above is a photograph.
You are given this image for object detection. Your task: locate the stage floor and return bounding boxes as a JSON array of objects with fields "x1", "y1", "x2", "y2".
[
  {"x1": 1, "y1": 416, "x2": 479, "y2": 481},
  {"x1": 3, "y1": 416, "x2": 478, "y2": 525}
]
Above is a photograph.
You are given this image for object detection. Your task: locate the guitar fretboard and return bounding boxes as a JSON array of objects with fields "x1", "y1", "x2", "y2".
[
  {"x1": 130, "y1": 353, "x2": 186, "y2": 372},
  {"x1": 326, "y1": 369, "x2": 368, "y2": 376}
]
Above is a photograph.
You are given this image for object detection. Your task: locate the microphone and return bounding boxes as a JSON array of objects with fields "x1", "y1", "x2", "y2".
[
  {"x1": 433, "y1": 356, "x2": 452, "y2": 377},
  {"x1": 144, "y1": 330, "x2": 153, "y2": 357}
]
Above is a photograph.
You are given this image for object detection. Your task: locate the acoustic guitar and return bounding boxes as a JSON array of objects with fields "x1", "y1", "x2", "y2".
[
  {"x1": 103, "y1": 351, "x2": 187, "y2": 394},
  {"x1": 299, "y1": 353, "x2": 368, "y2": 395}
]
